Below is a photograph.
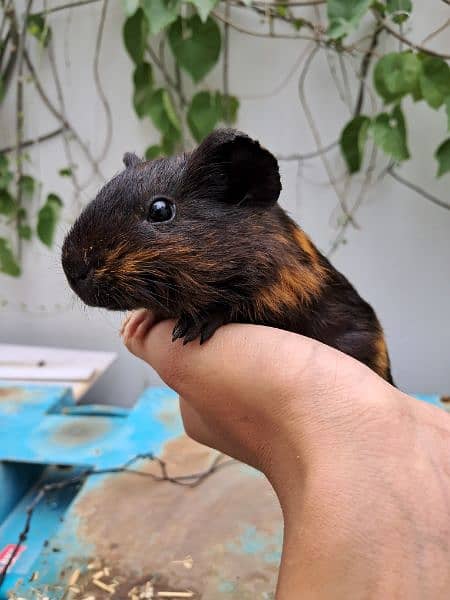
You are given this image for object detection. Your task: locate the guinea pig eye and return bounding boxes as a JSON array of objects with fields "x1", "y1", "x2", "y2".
[{"x1": 147, "y1": 196, "x2": 175, "y2": 223}]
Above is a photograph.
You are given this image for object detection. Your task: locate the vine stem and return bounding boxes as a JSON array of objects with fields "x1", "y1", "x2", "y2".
[
  {"x1": 222, "y1": 0, "x2": 231, "y2": 124},
  {"x1": 147, "y1": 44, "x2": 187, "y2": 107},
  {"x1": 15, "y1": 0, "x2": 33, "y2": 258},
  {"x1": 24, "y1": 49, "x2": 105, "y2": 182},
  {"x1": 375, "y1": 14, "x2": 450, "y2": 60},
  {"x1": 388, "y1": 169, "x2": 450, "y2": 211},
  {"x1": 37, "y1": 0, "x2": 101, "y2": 15},
  {"x1": 0, "y1": 127, "x2": 65, "y2": 154},
  {"x1": 93, "y1": 0, "x2": 112, "y2": 163}
]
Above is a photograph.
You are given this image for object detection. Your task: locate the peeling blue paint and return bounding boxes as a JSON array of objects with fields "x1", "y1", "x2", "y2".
[
  {"x1": 227, "y1": 525, "x2": 283, "y2": 565},
  {"x1": 218, "y1": 580, "x2": 236, "y2": 593}
]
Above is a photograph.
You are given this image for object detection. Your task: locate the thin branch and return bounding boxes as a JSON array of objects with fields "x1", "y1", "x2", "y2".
[
  {"x1": 0, "y1": 127, "x2": 64, "y2": 153},
  {"x1": 222, "y1": 0, "x2": 231, "y2": 123},
  {"x1": 0, "y1": 452, "x2": 235, "y2": 589},
  {"x1": 47, "y1": 39, "x2": 84, "y2": 203},
  {"x1": 328, "y1": 143, "x2": 378, "y2": 257},
  {"x1": 15, "y1": 0, "x2": 33, "y2": 258},
  {"x1": 147, "y1": 44, "x2": 187, "y2": 107},
  {"x1": 376, "y1": 15, "x2": 450, "y2": 60},
  {"x1": 38, "y1": 0, "x2": 101, "y2": 16},
  {"x1": 298, "y1": 45, "x2": 355, "y2": 223},
  {"x1": 421, "y1": 18, "x2": 450, "y2": 46},
  {"x1": 354, "y1": 26, "x2": 381, "y2": 116},
  {"x1": 276, "y1": 140, "x2": 339, "y2": 161},
  {"x1": 388, "y1": 168, "x2": 450, "y2": 211},
  {"x1": 234, "y1": 0, "x2": 317, "y2": 32},
  {"x1": 212, "y1": 8, "x2": 322, "y2": 42},
  {"x1": 24, "y1": 49, "x2": 105, "y2": 181},
  {"x1": 93, "y1": 0, "x2": 112, "y2": 163},
  {"x1": 233, "y1": 0, "x2": 326, "y2": 6}
]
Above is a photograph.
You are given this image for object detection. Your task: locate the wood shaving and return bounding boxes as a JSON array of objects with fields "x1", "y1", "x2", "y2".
[
  {"x1": 69, "y1": 569, "x2": 81, "y2": 586},
  {"x1": 157, "y1": 593, "x2": 194, "y2": 598},
  {"x1": 92, "y1": 579, "x2": 116, "y2": 594}
]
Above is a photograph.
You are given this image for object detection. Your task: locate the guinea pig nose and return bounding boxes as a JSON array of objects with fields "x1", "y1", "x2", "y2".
[{"x1": 74, "y1": 263, "x2": 93, "y2": 282}]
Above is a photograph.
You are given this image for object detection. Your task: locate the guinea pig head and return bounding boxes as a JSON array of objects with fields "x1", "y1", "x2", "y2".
[{"x1": 61, "y1": 129, "x2": 282, "y2": 317}]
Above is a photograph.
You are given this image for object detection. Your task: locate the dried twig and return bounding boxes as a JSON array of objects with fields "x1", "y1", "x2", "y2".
[
  {"x1": 24, "y1": 49, "x2": 105, "y2": 182},
  {"x1": 93, "y1": 0, "x2": 112, "y2": 163},
  {"x1": 376, "y1": 14, "x2": 450, "y2": 60},
  {"x1": 0, "y1": 127, "x2": 65, "y2": 154},
  {"x1": 388, "y1": 168, "x2": 450, "y2": 211},
  {"x1": 14, "y1": 0, "x2": 33, "y2": 258},
  {"x1": 0, "y1": 452, "x2": 235, "y2": 590}
]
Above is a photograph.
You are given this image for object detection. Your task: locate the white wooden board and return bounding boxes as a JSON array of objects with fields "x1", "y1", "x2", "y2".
[{"x1": 0, "y1": 344, "x2": 117, "y2": 400}]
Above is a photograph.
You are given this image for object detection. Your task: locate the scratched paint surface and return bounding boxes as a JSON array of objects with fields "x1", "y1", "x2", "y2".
[
  {"x1": 1, "y1": 384, "x2": 446, "y2": 599},
  {"x1": 73, "y1": 435, "x2": 283, "y2": 599}
]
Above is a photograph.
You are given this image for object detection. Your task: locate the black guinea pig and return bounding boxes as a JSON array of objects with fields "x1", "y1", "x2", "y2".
[{"x1": 62, "y1": 128, "x2": 393, "y2": 384}]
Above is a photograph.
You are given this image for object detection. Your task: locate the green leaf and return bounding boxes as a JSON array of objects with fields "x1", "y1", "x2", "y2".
[
  {"x1": 58, "y1": 167, "x2": 73, "y2": 177},
  {"x1": 142, "y1": 0, "x2": 180, "y2": 35},
  {"x1": 0, "y1": 75, "x2": 5, "y2": 104},
  {"x1": 0, "y1": 154, "x2": 7, "y2": 172},
  {"x1": 189, "y1": 0, "x2": 219, "y2": 21},
  {"x1": 435, "y1": 138, "x2": 450, "y2": 177},
  {"x1": 147, "y1": 89, "x2": 181, "y2": 144},
  {"x1": 371, "y1": 1, "x2": 386, "y2": 16},
  {"x1": 168, "y1": 15, "x2": 221, "y2": 82},
  {"x1": 133, "y1": 62, "x2": 154, "y2": 117},
  {"x1": 162, "y1": 90, "x2": 181, "y2": 131},
  {"x1": 419, "y1": 56, "x2": 450, "y2": 109},
  {"x1": 145, "y1": 145, "x2": 163, "y2": 160},
  {"x1": 0, "y1": 190, "x2": 15, "y2": 215},
  {"x1": 27, "y1": 14, "x2": 51, "y2": 47},
  {"x1": 18, "y1": 224, "x2": 32, "y2": 240},
  {"x1": 0, "y1": 170, "x2": 12, "y2": 190},
  {"x1": 370, "y1": 105, "x2": 410, "y2": 161},
  {"x1": 123, "y1": 8, "x2": 148, "y2": 64},
  {"x1": 446, "y1": 96, "x2": 450, "y2": 132},
  {"x1": 122, "y1": 0, "x2": 139, "y2": 16},
  {"x1": 374, "y1": 51, "x2": 421, "y2": 103},
  {"x1": 37, "y1": 193, "x2": 62, "y2": 248},
  {"x1": 386, "y1": 0, "x2": 412, "y2": 23},
  {"x1": 293, "y1": 18, "x2": 305, "y2": 31},
  {"x1": 188, "y1": 91, "x2": 222, "y2": 142},
  {"x1": 340, "y1": 115, "x2": 370, "y2": 173},
  {"x1": 220, "y1": 94, "x2": 239, "y2": 124},
  {"x1": 19, "y1": 175, "x2": 35, "y2": 196},
  {"x1": 0, "y1": 238, "x2": 20, "y2": 276},
  {"x1": 327, "y1": 0, "x2": 372, "y2": 39}
]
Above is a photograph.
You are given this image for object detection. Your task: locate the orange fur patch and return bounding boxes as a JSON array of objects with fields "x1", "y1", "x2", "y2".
[
  {"x1": 253, "y1": 226, "x2": 328, "y2": 319},
  {"x1": 373, "y1": 334, "x2": 390, "y2": 379}
]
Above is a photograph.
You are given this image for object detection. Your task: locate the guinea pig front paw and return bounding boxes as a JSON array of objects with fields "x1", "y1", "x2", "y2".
[{"x1": 172, "y1": 312, "x2": 227, "y2": 345}]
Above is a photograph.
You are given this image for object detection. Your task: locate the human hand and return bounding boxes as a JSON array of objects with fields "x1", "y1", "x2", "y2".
[{"x1": 122, "y1": 310, "x2": 450, "y2": 599}]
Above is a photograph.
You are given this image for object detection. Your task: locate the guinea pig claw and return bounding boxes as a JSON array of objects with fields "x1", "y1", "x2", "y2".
[{"x1": 172, "y1": 317, "x2": 190, "y2": 342}]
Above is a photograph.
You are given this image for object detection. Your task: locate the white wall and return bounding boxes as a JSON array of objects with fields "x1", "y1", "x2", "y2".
[{"x1": 1, "y1": 1, "x2": 449, "y2": 405}]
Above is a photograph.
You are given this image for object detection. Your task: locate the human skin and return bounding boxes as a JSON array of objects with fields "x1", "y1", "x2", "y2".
[{"x1": 122, "y1": 309, "x2": 450, "y2": 600}]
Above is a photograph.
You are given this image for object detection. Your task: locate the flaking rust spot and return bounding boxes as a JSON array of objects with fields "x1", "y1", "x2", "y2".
[
  {"x1": 0, "y1": 387, "x2": 24, "y2": 401},
  {"x1": 51, "y1": 417, "x2": 111, "y2": 447},
  {"x1": 0, "y1": 386, "x2": 31, "y2": 402}
]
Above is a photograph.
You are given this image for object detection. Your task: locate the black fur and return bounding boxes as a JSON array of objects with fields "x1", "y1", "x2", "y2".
[{"x1": 62, "y1": 129, "x2": 393, "y2": 383}]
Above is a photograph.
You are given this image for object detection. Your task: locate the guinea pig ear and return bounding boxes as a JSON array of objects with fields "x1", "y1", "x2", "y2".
[
  {"x1": 185, "y1": 129, "x2": 281, "y2": 208},
  {"x1": 123, "y1": 152, "x2": 141, "y2": 168}
]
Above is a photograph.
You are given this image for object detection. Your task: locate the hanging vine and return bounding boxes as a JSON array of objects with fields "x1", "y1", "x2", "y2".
[{"x1": 0, "y1": 0, "x2": 449, "y2": 278}]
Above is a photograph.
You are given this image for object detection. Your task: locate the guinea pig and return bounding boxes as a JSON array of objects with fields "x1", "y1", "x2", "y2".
[{"x1": 62, "y1": 128, "x2": 393, "y2": 384}]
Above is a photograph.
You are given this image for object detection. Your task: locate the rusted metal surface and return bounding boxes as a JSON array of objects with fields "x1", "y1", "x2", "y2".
[
  {"x1": 74, "y1": 435, "x2": 282, "y2": 599},
  {"x1": 50, "y1": 417, "x2": 112, "y2": 447}
]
